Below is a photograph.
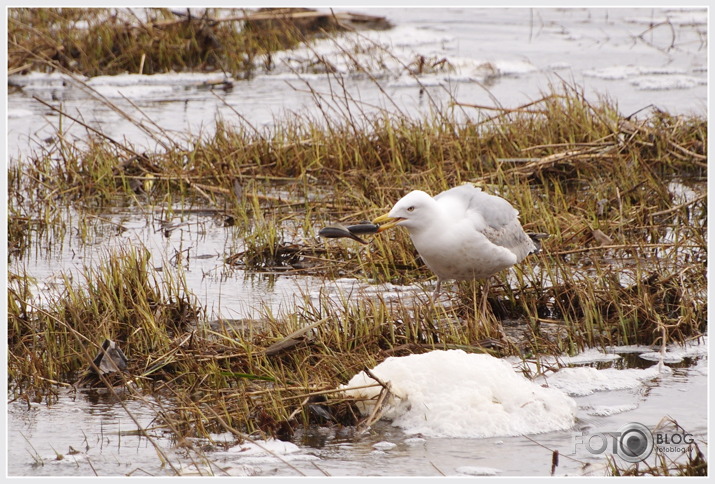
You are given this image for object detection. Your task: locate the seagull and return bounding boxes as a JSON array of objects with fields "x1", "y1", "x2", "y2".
[{"x1": 372, "y1": 184, "x2": 545, "y2": 301}]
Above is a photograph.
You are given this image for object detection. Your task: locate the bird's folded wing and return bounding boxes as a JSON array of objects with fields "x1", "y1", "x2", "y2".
[
  {"x1": 435, "y1": 184, "x2": 534, "y2": 259},
  {"x1": 435, "y1": 184, "x2": 519, "y2": 230}
]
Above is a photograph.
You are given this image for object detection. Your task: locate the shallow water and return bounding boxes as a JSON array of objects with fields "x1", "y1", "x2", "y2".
[
  {"x1": 7, "y1": 345, "x2": 707, "y2": 477},
  {"x1": 6, "y1": 7, "x2": 708, "y2": 478}
]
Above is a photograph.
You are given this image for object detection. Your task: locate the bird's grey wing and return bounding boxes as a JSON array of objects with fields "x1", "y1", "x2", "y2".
[
  {"x1": 480, "y1": 219, "x2": 536, "y2": 261},
  {"x1": 435, "y1": 184, "x2": 518, "y2": 228},
  {"x1": 436, "y1": 184, "x2": 535, "y2": 260}
]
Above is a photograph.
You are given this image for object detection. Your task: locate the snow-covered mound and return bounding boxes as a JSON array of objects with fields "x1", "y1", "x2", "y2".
[{"x1": 342, "y1": 349, "x2": 577, "y2": 438}]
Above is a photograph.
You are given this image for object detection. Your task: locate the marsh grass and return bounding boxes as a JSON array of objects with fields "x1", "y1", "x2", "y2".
[
  {"x1": 8, "y1": 8, "x2": 356, "y2": 77},
  {"x1": 7, "y1": 37, "x2": 707, "y2": 456},
  {"x1": 8, "y1": 247, "x2": 202, "y2": 401},
  {"x1": 11, "y1": 83, "x2": 706, "y2": 342},
  {"x1": 8, "y1": 233, "x2": 705, "y2": 446}
]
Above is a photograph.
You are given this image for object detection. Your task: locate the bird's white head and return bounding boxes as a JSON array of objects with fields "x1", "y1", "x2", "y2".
[{"x1": 374, "y1": 190, "x2": 439, "y2": 233}]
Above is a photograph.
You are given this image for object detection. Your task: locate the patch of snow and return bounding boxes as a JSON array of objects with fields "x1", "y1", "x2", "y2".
[
  {"x1": 631, "y1": 75, "x2": 703, "y2": 91},
  {"x1": 342, "y1": 350, "x2": 577, "y2": 438},
  {"x1": 586, "y1": 403, "x2": 639, "y2": 417},
  {"x1": 456, "y1": 466, "x2": 502, "y2": 476},
  {"x1": 538, "y1": 365, "x2": 671, "y2": 397},
  {"x1": 372, "y1": 441, "x2": 397, "y2": 451},
  {"x1": 220, "y1": 439, "x2": 318, "y2": 465},
  {"x1": 8, "y1": 108, "x2": 34, "y2": 118}
]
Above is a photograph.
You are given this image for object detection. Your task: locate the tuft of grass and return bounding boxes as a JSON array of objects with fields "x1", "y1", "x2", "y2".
[
  {"x1": 8, "y1": 247, "x2": 203, "y2": 401},
  {"x1": 8, "y1": 8, "x2": 360, "y2": 77}
]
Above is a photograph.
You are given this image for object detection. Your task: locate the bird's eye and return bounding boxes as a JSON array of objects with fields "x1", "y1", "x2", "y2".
[{"x1": 406, "y1": 206, "x2": 415, "y2": 212}]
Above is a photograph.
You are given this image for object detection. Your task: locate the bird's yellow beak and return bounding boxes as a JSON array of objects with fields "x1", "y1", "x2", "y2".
[{"x1": 373, "y1": 213, "x2": 403, "y2": 233}]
